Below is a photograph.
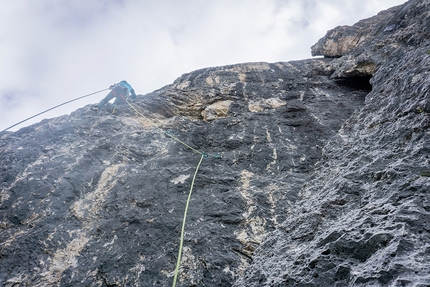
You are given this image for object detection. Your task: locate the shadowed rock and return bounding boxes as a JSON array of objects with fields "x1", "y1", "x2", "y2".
[
  {"x1": 237, "y1": 0, "x2": 430, "y2": 286},
  {"x1": 1, "y1": 0, "x2": 429, "y2": 286}
]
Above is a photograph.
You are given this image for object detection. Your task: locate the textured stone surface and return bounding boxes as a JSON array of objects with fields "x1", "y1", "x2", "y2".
[
  {"x1": 237, "y1": 0, "x2": 430, "y2": 286},
  {"x1": 0, "y1": 59, "x2": 367, "y2": 286},
  {"x1": 311, "y1": 6, "x2": 399, "y2": 58},
  {"x1": 1, "y1": 0, "x2": 429, "y2": 286}
]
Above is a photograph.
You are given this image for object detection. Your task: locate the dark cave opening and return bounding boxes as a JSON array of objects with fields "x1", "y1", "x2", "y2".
[{"x1": 335, "y1": 75, "x2": 373, "y2": 91}]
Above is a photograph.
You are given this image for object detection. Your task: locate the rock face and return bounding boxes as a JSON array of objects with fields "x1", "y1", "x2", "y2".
[
  {"x1": 237, "y1": 0, "x2": 430, "y2": 286},
  {"x1": 310, "y1": 5, "x2": 399, "y2": 58},
  {"x1": 0, "y1": 1, "x2": 429, "y2": 286},
  {"x1": 0, "y1": 60, "x2": 368, "y2": 286}
]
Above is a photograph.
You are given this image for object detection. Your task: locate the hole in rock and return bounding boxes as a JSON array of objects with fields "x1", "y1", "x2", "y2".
[
  {"x1": 335, "y1": 75, "x2": 373, "y2": 91},
  {"x1": 309, "y1": 260, "x2": 318, "y2": 269}
]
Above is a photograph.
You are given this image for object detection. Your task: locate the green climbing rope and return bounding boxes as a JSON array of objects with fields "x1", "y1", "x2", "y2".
[
  {"x1": 172, "y1": 153, "x2": 204, "y2": 287},
  {"x1": 126, "y1": 98, "x2": 221, "y2": 158},
  {"x1": 126, "y1": 98, "x2": 165, "y2": 134},
  {"x1": 125, "y1": 98, "x2": 220, "y2": 286},
  {"x1": 2, "y1": 89, "x2": 217, "y2": 287}
]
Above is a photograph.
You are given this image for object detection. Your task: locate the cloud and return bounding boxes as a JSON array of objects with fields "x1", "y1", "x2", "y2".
[{"x1": 0, "y1": 0, "x2": 406, "y2": 131}]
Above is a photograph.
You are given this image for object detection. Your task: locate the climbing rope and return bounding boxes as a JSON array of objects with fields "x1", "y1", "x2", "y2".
[
  {"x1": 2, "y1": 86, "x2": 219, "y2": 286},
  {"x1": 4, "y1": 89, "x2": 218, "y2": 285},
  {"x1": 0, "y1": 88, "x2": 109, "y2": 133},
  {"x1": 125, "y1": 98, "x2": 220, "y2": 158},
  {"x1": 172, "y1": 153, "x2": 204, "y2": 287},
  {"x1": 125, "y1": 98, "x2": 222, "y2": 286}
]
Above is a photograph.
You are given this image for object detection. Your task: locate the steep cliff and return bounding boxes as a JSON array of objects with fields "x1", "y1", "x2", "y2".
[
  {"x1": 237, "y1": 0, "x2": 430, "y2": 286},
  {"x1": 0, "y1": 0, "x2": 429, "y2": 286}
]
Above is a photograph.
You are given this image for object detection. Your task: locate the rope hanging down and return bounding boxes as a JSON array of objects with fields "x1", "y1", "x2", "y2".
[
  {"x1": 1, "y1": 88, "x2": 109, "y2": 133},
  {"x1": 125, "y1": 99, "x2": 220, "y2": 286},
  {"x1": 1, "y1": 87, "x2": 217, "y2": 286},
  {"x1": 172, "y1": 153, "x2": 205, "y2": 287},
  {"x1": 126, "y1": 98, "x2": 220, "y2": 158}
]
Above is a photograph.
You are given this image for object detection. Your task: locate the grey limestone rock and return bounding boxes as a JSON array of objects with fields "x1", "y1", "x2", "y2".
[
  {"x1": 0, "y1": 59, "x2": 368, "y2": 286},
  {"x1": 1, "y1": 0, "x2": 429, "y2": 286},
  {"x1": 237, "y1": 0, "x2": 430, "y2": 286}
]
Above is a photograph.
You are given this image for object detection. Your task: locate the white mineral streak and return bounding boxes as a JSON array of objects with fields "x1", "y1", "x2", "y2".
[
  {"x1": 234, "y1": 170, "x2": 266, "y2": 273},
  {"x1": 38, "y1": 165, "x2": 123, "y2": 286},
  {"x1": 171, "y1": 174, "x2": 191, "y2": 184}
]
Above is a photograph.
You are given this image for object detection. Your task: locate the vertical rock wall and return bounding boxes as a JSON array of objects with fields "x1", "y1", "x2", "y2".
[
  {"x1": 237, "y1": 0, "x2": 430, "y2": 285},
  {"x1": 1, "y1": 0, "x2": 429, "y2": 286},
  {"x1": 0, "y1": 59, "x2": 368, "y2": 286}
]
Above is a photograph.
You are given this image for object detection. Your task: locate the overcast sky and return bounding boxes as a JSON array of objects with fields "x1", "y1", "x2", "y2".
[{"x1": 0, "y1": 0, "x2": 406, "y2": 132}]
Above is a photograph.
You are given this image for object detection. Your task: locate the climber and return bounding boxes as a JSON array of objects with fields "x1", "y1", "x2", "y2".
[{"x1": 91, "y1": 80, "x2": 137, "y2": 114}]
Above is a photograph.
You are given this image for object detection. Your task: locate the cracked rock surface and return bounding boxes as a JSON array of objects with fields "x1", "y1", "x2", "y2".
[
  {"x1": 0, "y1": 59, "x2": 367, "y2": 286},
  {"x1": 1, "y1": 0, "x2": 429, "y2": 286},
  {"x1": 237, "y1": 0, "x2": 430, "y2": 286}
]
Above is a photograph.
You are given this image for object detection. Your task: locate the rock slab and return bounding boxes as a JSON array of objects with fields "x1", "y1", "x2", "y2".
[{"x1": 1, "y1": 0, "x2": 429, "y2": 286}]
